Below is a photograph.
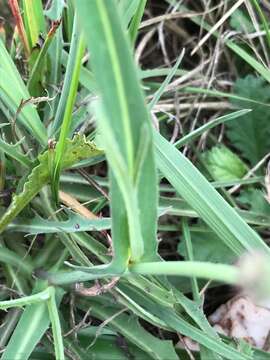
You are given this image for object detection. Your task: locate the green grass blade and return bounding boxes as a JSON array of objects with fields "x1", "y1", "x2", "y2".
[
  {"x1": 154, "y1": 130, "x2": 270, "y2": 255},
  {"x1": 149, "y1": 50, "x2": 184, "y2": 109},
  {"x1": 76, "y1": 0, "x2": 158, "y2": 262},
  {"x1": 129, "y1": 0, "x2": 148, "y2": 46},
  {"x1": 0, "y1": 246, "x2": 33, "y2": 275},
  {"x1": 22, "y1": 0, "x2": 45, "y2": 49},
  {"x1": 250, "y1": 0, "x2": 270, "y2": 52},
  {"x1": 174, "y1": 109, "x2": 251, "y2": 148},
  {"x1": 182, "y1": 86, "x2": 270, "y2": 107},
  {"x1": 2, "y1": 283, "x2": 65, "y2": 360},
  {"x1": 125, "y1": 286, "x2": 251, "y2": 360},
  {"x1": 28, "y1": 21, "x2": 60, "y2": 96},
  {"x1": 119, "y1": 0, "x2": 140, "y2": 29},
  {"x1": 80, "y1": 299, "x2": 179, "y2": 360},
  {"x1": 0, "y1": 40, "x2": 47, "y2": 145},
  {"x1": 182, "y1": 219, "x2": 200, "y2": 302},
  {"x1": 226, "y1": 40, "x2": 270, "y2": 83},
  {"x1": 0, "y1": 288, "x2": 50, "y2": 310},
  {"x1": 129, "y1": 261, "x2": 238, "y2": 284},
  {"x1": 47, "y1": 287, "x2": 65, "y2": 360},
  {"x1": 0, "y1": 132, "x2": 32, "y2": 167},
  {"x1": 51, "y1": 19, "x2": 85, "y2": 202},
  {"x1": 49, "y1": 14, "x2": 83, "y2": 136}
]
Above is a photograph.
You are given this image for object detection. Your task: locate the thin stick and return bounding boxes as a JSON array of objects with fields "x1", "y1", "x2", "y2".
[{"x1": 191, "y1": 0, "x2": 246, "y2": 56}]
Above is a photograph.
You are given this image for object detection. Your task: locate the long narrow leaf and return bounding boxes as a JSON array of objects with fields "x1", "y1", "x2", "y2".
[
  {"x1": 76, "y1": 0, "x2": 158, "y2": 263},
  {"x1": 154, "y1": 130, "x2": 269, "y2": 255},
  {"x1": 0, "y1": 40, "x2": 47, "y2": 145}
]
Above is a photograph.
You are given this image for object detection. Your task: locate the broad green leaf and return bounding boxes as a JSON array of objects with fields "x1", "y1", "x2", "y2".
[
  {"x1": 178, "y1": 229, "x2": 236, "y2": 264},
  {"x1": 227, "y1": 76, "x2": 270, "y2": 165},
  {"x1": 238, "y1": 188, "x2": 270, "y2": 215},
  {"x1": 203, "y1": 145, "x2": 247, "y2": 181},
  {"x1": 0, "y1": 134, "x2": 101, "y2": 233}
]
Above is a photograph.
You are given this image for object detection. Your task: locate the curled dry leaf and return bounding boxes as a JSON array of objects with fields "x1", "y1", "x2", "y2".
[{"x1": 209, "y1": 295, "x2": 270, "y2": 351}]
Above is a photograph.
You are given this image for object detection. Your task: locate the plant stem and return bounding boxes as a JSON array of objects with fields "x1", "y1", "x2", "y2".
[{"x1": 129, "y1": 261, "x2": 239, "y2": 284}]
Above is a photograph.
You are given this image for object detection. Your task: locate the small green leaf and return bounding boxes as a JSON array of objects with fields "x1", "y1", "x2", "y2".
[{"x1": 203, "y1": 145, "x2": 247, "y2": 181}]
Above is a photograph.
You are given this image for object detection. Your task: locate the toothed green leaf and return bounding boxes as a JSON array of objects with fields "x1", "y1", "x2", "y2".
[
  {"x1": 227, "y1": 76, "x2": 270, "y2": 165},
  {"x1": 0, "y1": 134, "x2": 102, "y2": 233},
  {"x1": 203, "y1": 145, "x2": 247, "y2": 181}
]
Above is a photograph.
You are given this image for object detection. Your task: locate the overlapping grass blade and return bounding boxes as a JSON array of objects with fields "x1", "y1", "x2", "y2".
[
  {"x1": 51, "y1": 15, "x2": 85, "y2": 202},
  {"x1": 0, "y1": 128, "x2": 32, "y2": 167},
  {"x1": 76, "y1": 0, "x2": 158, "y2": 263},
  {"x1": 2, "y1": 283, "x2": 65, "y2": 360},
  {"x1": 154, "y1": 130, "x2": 269, "y2": 255},
  {"x1": 174, "y1": 109, "x2": 251, "y2": 148},
  {"x1": 22, "y1": 0, "x2": 45, "y2": 49},
  {"x1": 129, "y1": 0, "x2": 148, "y2": 45},
  {"x1": 0, "y1": 40, "x2": 47, "y2": 145},
  {"x1": 28, "y1": 21, "x2": 61, "y2": 96},
  {"x1": 79, "y1": 299, "x2": 179, "y2": 360}
]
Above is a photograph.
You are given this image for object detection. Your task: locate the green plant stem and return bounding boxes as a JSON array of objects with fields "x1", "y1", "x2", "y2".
[
  {"x1": 48, "y1": 260, "x2": 239, "y2": 286},
  {"x1": 0, "y1": 288, "x2": 50, "y2": 309},
  {"x1": 47, "y1": 287, "x2": 65, "y2": 360},
  {"x1": 182, "y1": 219, "x2": 200, "y2": 302},
  {"x1": 129, "y1": 261, "x2": 239, "y2": 284}
]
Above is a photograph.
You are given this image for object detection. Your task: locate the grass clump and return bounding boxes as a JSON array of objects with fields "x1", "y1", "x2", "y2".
[{"x1": 0, "y1": 0, "x2": 270, "y2": 358}]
